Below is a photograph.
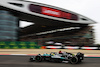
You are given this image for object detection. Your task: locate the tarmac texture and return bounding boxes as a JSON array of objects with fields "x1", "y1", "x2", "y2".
[{"x1": 0, "y1": 56, "x2": 100, "y2": 67}]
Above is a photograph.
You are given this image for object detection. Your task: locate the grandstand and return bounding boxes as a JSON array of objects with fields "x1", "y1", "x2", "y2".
[{"x1": 20, "y1": 25, "x2": 94, "y2": 46}]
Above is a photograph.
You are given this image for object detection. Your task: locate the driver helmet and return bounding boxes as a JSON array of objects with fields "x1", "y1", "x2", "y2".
[{"x1": 59, "y1": 50, "x2": 62, "y2": 54}]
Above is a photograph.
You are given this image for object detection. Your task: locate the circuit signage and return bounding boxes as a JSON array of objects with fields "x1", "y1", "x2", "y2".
[
  {"x1": 42, "y1": 7, "x2": 61, "y2": 17},
  {"x1": 29, "y1": 4, "x2": 78, "y2": 20}
]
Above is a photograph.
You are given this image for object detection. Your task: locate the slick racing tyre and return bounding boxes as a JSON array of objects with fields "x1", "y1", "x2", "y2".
[
  {"x1": 69, "y1": 56, "x2": 78, "y2": 64},
  {"x1": 35, "y1": 55, "x2": 42, "y2": 62},
  {"x1": 76, "y1": 52, "x2": 84, "y2": 60}
]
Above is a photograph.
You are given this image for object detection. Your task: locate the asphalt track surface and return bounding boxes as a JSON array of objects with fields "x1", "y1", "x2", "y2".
[{"x1": 0, "y1": 56, "x2": 100, "y2": 67}]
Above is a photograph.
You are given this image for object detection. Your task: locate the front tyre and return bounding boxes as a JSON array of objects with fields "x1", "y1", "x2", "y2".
[{"x1": 35, "y1": 56, "x2": 42, "y2": 62}]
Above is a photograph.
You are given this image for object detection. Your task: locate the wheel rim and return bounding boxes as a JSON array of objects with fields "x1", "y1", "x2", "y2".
[
  {"x1": 70, "y1": 57, "x2": 78, "y2": 64},
  {"x1": 72, "y1": 58, "x2": 77, "y2": 62}
]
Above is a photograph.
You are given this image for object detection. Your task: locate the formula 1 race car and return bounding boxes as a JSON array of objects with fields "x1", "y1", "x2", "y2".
[{"x1": 29, "y1": 51, "x2": 84, "y2": 64}]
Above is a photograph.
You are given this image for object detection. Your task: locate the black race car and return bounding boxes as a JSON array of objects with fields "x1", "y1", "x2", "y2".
[{"x1": 29, "y1": 51, "x2": 84, "y2": 64}]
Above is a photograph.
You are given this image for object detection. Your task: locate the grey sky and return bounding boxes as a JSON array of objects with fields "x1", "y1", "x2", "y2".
[{"x1": 21, "y1": 0, "x2": 100, "y2": 44}]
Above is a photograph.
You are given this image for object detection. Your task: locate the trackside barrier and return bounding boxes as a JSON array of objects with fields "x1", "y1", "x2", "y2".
[
  {"x1": 0, "y1": 41, "x2": 40, "y2": 49},
  {"x1": 0, "y1": 41, "x2": 100, "y2": 50},
  {"x1": 81, "y1": 47, "x2": 98, "y2": 50},
  {"x1": 43, "y1": 45, "x2": 100, "y2": 50}
]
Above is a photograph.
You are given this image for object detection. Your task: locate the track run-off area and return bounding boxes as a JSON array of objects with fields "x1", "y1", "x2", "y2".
[
  {"x1": 0, "y1": 49, "x2": 100, "y2": 56},
  {"x1": 0, "y1": 49, "x2": 100, "y2": 67}
]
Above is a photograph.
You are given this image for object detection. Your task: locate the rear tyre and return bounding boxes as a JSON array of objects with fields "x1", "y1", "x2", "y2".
[
  {"x1": 76, "y1": 52, "x2": 84, "y2": 63},
  {"x1": 69, "y1": 56, "x2": 78, "y2": 64}
]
